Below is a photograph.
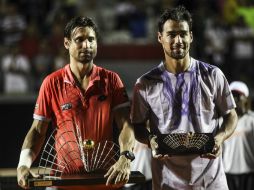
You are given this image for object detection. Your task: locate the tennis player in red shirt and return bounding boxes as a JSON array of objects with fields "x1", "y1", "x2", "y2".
[{"x1": 17, "y1": 16, "x2": 135, "y2": 190}]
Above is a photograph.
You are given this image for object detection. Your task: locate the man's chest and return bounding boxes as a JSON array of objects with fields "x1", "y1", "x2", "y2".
[{"x1": 51, "y1": 83, "x2": 112, "y2": 120}]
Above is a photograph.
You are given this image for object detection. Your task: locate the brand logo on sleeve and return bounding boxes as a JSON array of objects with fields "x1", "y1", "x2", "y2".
[
  {"x1": 35, "y1": 103, "x2": 39, "y2": 109},
  {"x1": 61, "y1": 103, "x2": 72, "y2": 111}
]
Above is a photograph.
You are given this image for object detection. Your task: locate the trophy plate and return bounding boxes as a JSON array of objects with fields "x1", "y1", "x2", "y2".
[{"x1": 157, "y1": 133, "x2": 215, "y2": 155}]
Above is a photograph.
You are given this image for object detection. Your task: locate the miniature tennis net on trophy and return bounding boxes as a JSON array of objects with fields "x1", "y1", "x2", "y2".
[
  {"x1": 28, "y1": 120, "x2": 144, "y2": 187},
  {"x1": 156, "y1": 132, "x2": 215, "y2": 156}
]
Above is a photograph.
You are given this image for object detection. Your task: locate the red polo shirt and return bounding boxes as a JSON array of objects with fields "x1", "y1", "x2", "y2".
[{"x1": 33, "y1": 64, "x2": 129, "y2": 189}]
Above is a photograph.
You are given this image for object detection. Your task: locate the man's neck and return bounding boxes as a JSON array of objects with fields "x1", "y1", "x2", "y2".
[
  {"x1": 70, "y1": 61, "x2": 93, "y2": 87},
  {"x1": 164, "y1": 56, "x2": 191, "y2": 74}
]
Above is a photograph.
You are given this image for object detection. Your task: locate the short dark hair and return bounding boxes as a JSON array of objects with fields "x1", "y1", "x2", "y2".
[
  {"x1": 64, "y1": 16, "x2": 99, "y2": 40},
  {"x1": 158, "y1": 5, "x2": 192, "y2": 33}
]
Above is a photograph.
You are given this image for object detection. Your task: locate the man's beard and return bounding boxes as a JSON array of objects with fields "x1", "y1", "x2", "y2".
[
  {"x1": 171, "y1": 52, "x2": 185, "y2": 59},
  {"x1": 79, "y1": 52, "x2": 95, "y2": 63},
  {"x1": 169, "y1": 47, "x2": 189, "y2": 60}
]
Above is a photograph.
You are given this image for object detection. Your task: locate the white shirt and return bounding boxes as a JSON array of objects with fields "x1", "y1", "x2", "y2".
[
  {"x1": 2, "y1": 54, "x2": 30, "y2": 93},
  {"x1": 131, "y1": 58, "x2": 236, "y2": 190},
  {"x1": 223, "y1": 111, "x2": 254, "y2": 174}
]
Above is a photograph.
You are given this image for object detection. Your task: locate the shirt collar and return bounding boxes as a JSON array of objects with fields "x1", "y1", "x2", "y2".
[
  {"x1": 159, "y1": 57, "x2": 195, "y2": 74},
  {"x1": 63, "y1": 64, "x2": 101, "y2": 86}
]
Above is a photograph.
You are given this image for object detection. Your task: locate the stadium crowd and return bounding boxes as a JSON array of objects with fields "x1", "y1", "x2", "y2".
[{"x1": 0, "y1": 0, "x2": 254, "y2": 105}]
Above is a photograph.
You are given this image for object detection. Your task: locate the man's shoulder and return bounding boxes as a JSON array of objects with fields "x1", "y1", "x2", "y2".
[
  {"x1": 48, "y1": 68, "x2": 65, "y2": 78},
  {"x1": 192, "y1": 58, "x2": 224, "y2": 79},
  {"x1": 137, "y1": 64, "x2": 163, "y2": 84},
  {"x1": 192, "y1": 58, "x2": 218, "y2": 71},
  {"x1": 94, "y1": 65, "x2": 120, "y2": 78},
  {"x1": 43, "y1": 67, "x2": 66, "y2": 84}
]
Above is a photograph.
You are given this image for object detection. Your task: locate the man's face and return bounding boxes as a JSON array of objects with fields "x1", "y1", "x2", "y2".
[
  {"x1": 158, "y1": 20, "x2": 193, "y2": 60},
  {"x1": 64, "y1": 26, "x2": 97, "y2": 64},
  {"x1": 232, "y1": 91, "x2": 248, "y2": 116}
]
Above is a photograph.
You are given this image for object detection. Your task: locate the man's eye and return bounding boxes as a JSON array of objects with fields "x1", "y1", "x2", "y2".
[
  {"x1": 168, "y1": 32, "x2": 187, "y2": 38},
  {"x1": 180, "y1": 33, "x2": 187, "y2": 37},
  {"x1": 74, "y1": 38, "x2": 82, "y2": 43},
  {"x1": 168, "y1": 33, "x2": 176, "y2": 38},
  {"x1": 88, "y1": 37, "x2": 95, "y2": 42}
]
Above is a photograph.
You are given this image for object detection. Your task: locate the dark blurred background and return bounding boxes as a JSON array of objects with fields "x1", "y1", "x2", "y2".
[{"x1": 0, "y1": 0, "x2": 254, "y2": 170}]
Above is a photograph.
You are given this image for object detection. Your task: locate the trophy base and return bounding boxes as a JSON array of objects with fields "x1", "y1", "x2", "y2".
[{"x1": 28, "y1": 171, "x2": 145, "y2": 187}]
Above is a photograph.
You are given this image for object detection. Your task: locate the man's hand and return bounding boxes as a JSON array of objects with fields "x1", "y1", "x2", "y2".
[
  {"x1": 17, "y1": 166, "x2": 40, "y2": 189},
  {"x1": 104, "y1": 155, "x2": 131, "y2": 187},
  {"x1": 150, "y1": 135, "x2": 170, "y2": 160},
  {"x1": 200, "y1": 135, "x2": 223, "y2": 159}
]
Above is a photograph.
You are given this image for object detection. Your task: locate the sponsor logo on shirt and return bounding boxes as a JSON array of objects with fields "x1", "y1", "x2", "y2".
[
  {"x1": 61, "y1": 103, "x2": 72, "y2": 111},
  {"x1": 35, "y1": 103, "x2": 39, "y2": 110}
]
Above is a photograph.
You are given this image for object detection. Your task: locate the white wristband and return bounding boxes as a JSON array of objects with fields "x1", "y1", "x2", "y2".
[{"x1": 17, "y1": 149, "x2": 36, "y2": 169}]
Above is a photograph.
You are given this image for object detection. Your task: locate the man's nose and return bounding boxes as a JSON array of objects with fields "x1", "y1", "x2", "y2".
[
  {"x1": 83, "y1": 40, "x2": 90, "y2": 48},
  {"x1": 175, "y1": 35, "x2": 183, "y2": 43}
]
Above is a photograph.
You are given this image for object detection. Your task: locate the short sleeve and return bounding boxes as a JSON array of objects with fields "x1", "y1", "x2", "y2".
[
  {"x1": 111, "y1": 73, "x2": 129, "y2": 110},
  {"x1": 131, "y1": 80, "x2": 149, "y2": 124},
  {"x1": 33, "y1": 77, "x2": 53, "y2": 122},
  {"x1": 213, "y1": 68, "x2": 236, "y2": 115}
]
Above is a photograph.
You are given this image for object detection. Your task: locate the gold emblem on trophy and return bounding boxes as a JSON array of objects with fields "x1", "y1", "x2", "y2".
[{"x1": 83, "y1": 139, "x2": 95, "y2": 150}]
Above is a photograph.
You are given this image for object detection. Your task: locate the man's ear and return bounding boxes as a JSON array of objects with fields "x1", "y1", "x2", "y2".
[
  {"x1": 190, "y1": 31, "x2": 193, "y2": 43},
  {"x1": 64, "y1": 38, "x2": 70, "y2": 49},
  {"x1": 158, "y1": 32, "x2": 162, "y2": 43}
]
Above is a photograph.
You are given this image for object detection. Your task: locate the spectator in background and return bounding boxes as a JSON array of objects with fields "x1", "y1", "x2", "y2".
[
  {"x1": 204, "y1": 16, "x2": 229, "y2": 68},
  {"x1": 19, "y1": 21, "x2": 40, "y2": 61},
  {"x1": 1, "y1": 45, "x2": 31, "y2": 94},
  {"x1": 115, "y1": 0, "x2": 136, "y2": 31},
  {"x1": 128, "y1": 2, "x2": 147, "y2": 40},
  {"x1": 228, "y1": 16, "x2": 254, "y2": 86},
  {"x1": 53, "y1": 46, "x2": 67, "y2": 71},
  {"x1": 48, "y1": 22, "x2": 64, "y2": 55},
  {"x1": 1, "y1": 2, "x2": 26, "y2": 46},
  {"x1": 223, "y1": 81, "x2": 254, "y2": 190},
  {"x1": 33, "y1": 40, "x2": 53, "y2": 91}
]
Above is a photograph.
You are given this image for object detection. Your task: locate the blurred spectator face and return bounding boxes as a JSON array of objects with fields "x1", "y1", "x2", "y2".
[
  {"x1": 64, "y1": 26, "x2": 97, "y2": 64},
  {"x1": 232, "y1": 91, "x2": 248, "y2": 116},
  {"x1": 158, "y1": 20, "x2": 193, "y2": 60}
]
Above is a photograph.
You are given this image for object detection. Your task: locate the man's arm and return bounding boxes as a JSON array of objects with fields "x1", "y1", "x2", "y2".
[
  {"x1": 134, "y1": 122, "x2": 165, "y2": 159},
  {"x1": 17, "y1": 119, "x2": 49, "y2": 189},
  {"x1": 133, "y1": 123, "x2": 150, "y2": 146},
  {"x1": 216, "y1": 108, "x2": 238, "y2": 143},
  {"x1": 202, "y1": 108, "x2": 238, "y2": 159},
  {"x1": 115, "y1": 106, "x2": 135, "y2": 153},
  {"x1": 104, "y1": 106, "x2": 135, "y2": 186}
]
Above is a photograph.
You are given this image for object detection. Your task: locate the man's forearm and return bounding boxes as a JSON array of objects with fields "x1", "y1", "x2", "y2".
[
  {"x1": 119, "y1": 121, "x2": 135, "y2": 152},
  {"x1": 216, "y1": 109, "x2": 238, "y2": 142},
  {"x1": 20, "y1": 120, "x2": 49, "y2": 165},
  {"x1": 22, "y1": 128, "x2": 46, "y2": 157}
]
